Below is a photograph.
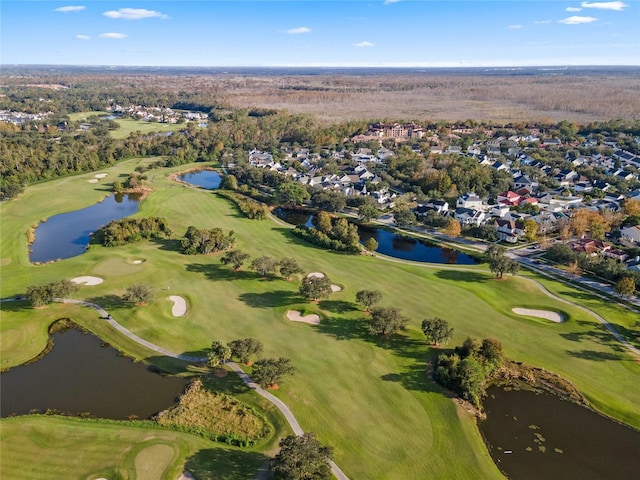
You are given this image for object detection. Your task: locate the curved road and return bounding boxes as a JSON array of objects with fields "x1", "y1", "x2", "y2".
[{"x1": 56, "y1": 298, "x2": 350, "y2": 480}]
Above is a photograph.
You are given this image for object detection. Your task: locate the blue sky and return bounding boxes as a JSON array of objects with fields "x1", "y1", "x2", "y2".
[{"x1": 2, "y1": 1, "x2": 639, "y2": 66}]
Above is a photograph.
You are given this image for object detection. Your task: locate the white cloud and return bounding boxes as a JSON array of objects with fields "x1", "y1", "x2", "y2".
[
  {"x1": 103, "y1": 8, "x2": 169, "y2": 20},
  {"x1": 75, "y1": 34, "x2": 90, "y2": 40},
  {"x1": 55, "y1": 6, "x2": 85, "y2": 12},
  {"x1": 354, "y1": 41, "x2": 375, "y2": 47},
  {"x1": 559, "y1": 15, "x2": 598, "y2": 24},
  {"x1": 285, "y1": 27, "x2": 311, "y2": 34},
  {"x1": 534, "y1": 20, "x2": 553, "y2": 24},
  {"x1": 508, "y1": 24, "x2": 522, "y2": 29},
  {"x1": 99, "y1": 33, "x2": 128, "y2": 39},
  {"x1": 384, "y1": 0, "x2": 402, "y2": 4},
  {"x1": 566, "y1": 7, "x2": 583, "y2": 12},
  {"x1": 581, "y1": 1, "x2": 628, "y2": 10}
]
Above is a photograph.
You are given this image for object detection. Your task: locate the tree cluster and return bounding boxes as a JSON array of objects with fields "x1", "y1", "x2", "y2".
[
  {"x1": 122, "y1": 283, "x2": 154, "y2": 304},
  {"x1": 292, "y1": 212, "x2": 361, "y2": 254},
  {"x1": 299, "y1": 275, "x2": 333, "y2": 301},
  {"x1": 271, "y1": 433, "x2": 333, "y2": 480},
  {"x1": 486, "y1": 245, "x2": 519, "y2": 278},
  {"x1": 181, "y1": 226, "x2": 236, "y2": 255},
  {"x1": 26, "y1": 280, "x2": 79, "y2": 307},
  {"x1": 434, "y1": 337, "x2": 504, "y2": 407},
  {"x1": 96, "y1": 217, "x2": 171, "y2": 246},
  {"x1": 216, "y1": 190, "x2": 269, "y2": 220}
]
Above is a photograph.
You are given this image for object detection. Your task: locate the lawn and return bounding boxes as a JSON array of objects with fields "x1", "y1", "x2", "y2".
[
  {"x1": 0, "y1": 416, "x2": 268, "y2": 480},
  {"x1": 67, "y1": 111, "x2": 187, "y2": 139},
  {"x1": 1, "y1": 159, "x2": 638, "y2": 479}
]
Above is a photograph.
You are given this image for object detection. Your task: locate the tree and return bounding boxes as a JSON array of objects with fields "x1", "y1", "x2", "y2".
[
  {"x1": 26, "y1": 284, "x2": 52, "y2": 307},
  {"x1": 299, "y1": 275, "x2": 333, "y2": 301},
  {"x1": 393, "y1": 206, "x2": 416, "y2": 226},
  {"x1": 277, "y1": 182, "x2": 310, "y2": 206},
  {"x1": 220, "y1": 249, "x2": 251, "y2": 270},
  {"x1": 523, "y1": 218, "x2": 538, "y2": 242},
  {"x1": 615, "y1": 276, "x2": 636, "y2": 297},
  {"x1": 486, "y1": 245, "x2": 518, "y2": 278},
  {"x1": 421, "y1": 317, "x2": 454, "y2": 346},
  {"x1": 358, "y1": 201, "x2": 379, "y2": 222},
  {"x1": 208, "y1": 340, "x2": 232, "y2": 367},
  {"x1": 364, "y1": 237, "x2": 378, "y2": 253},
  {"x1": 312, "y1": 190, "x2": 346, "y2": 212},
  {"x1": 277, "y1": 257, "x2": 303, "y2": 280},
  {"x1": 355, "y1": 290, "x2": 382, "y2": 311},
  {"x1": 250, "y1": 256, "x2": 278, "y2": 277},
  {"x1": 252, "y1": 357, "x2": 295, "y2": 388},
  {"x1": 220, "y1": 174, "x2": 238, "y2": 190},
  {"x1": 443, "y1": 219, "x2": 462, "y2": 238},
  {"x1": 228, "y1": 338, "x2": 264, "y2": 365},
  {"x1": 315, "y1": 211, "x2": 333, "y2": 234},
  {"x1": 271, "y1": 433, "x2": 333, "y2": 480},
  {"x1": 366, "y1": 306, "x2": 409, "y2": 336},
  {"x1": 122, "y1": 284, "x2": 153, "y2": 304}
]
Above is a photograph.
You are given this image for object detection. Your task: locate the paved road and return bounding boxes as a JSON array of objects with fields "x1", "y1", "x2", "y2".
[{"x1": 53, "y1": 298, "x2": 351, "y2": 480}]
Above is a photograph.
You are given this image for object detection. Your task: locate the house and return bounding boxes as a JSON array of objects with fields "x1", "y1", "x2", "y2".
[
  {"x1": 457, "y1": 193, "x2": 484, "y2": 210},
  {"x1": 454, "y1": 207, "x2": 486, "y2": 227},
  {"x1": 620, "y1": 225, "x2": 640, "y2": 245},
  {"x1": 497, "y1": 191, "x2": 521, "y2": 206},
  {"x1": 494, "y1": 219, "x2": 522, "y2": 243},
  {"x1": 490, "y1": 204, "x2": 511, "y2": 218},
  {"x1": 569, "y1": 238, "x2": 611, "y2": 256},
  {"x1": 604, "y1": 249, "x2": 628, "y2": 262}
]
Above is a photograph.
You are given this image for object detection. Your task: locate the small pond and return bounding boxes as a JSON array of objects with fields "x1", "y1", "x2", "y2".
[
  {"x1": 274, "y1": 208, "x2": 478, "y2": 264},
  {"x1": 178, "y1": 169, "x2": 221, "y2": 189},
  {"x1": 29, "y1": 193, "x2": 140, "y2": 263},
  {"x1": 273, "y1": 208, "x2": 315, "y2": 227},
  {"x1": 479, "y1": 386, "x2": 640, "y2": 480},
  {"x1": 358, "y1": 225, "x2": 479, "y2": 264},
  {"x1": 0, "y1": 329, "x2": 188, "y2": 420}
]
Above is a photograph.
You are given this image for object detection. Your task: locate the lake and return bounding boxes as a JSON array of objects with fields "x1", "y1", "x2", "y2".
[
  {"x1": 0, "y1": 329, "x2": 187, "y2": 420},
  {"x1": 479, "y1": 386, "x2": 640, "y2": 480},
  {"x1": 178, "y1": 169, "x2": 221, "y2": 189},
  {"x1": 30, "y1": 193, "x2": 140, "y2": 263}
]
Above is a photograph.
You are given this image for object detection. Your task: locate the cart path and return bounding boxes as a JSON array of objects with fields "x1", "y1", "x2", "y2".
[{"x1": 55, "y1": 298, "x2": 351, "y2": 480}]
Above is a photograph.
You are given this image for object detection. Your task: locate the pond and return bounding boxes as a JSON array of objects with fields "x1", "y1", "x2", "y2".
[
  {"x1": 29, "y1": 193, "x2": 140, "y2": 263},
  {"x1": 478, "y1": 386, "x2": 640, "y2": 480},
  {"x1": 273, "y1": 207, "x2": 315, "y2": 228},
  {"x1": 0, "y1": 329, "x2": 188, "y2": 420},
  {"x1": 357, "y1": 225, "x2": 479, "y2": 265},
  {"x1": 273, "y1": 208, "x2": 478, "y2": 264},
  {"x1": 178, "y1": 169, "x2": 221, "y2": 189}
]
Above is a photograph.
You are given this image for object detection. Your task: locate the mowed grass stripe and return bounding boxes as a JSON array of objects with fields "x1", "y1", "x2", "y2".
[{"x1": 2, "y1": 160, "x2": 638, "y2": 479}]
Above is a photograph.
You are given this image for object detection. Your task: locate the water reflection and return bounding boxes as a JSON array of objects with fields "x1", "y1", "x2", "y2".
[
  {"x1": 479, "y1": 386, "x2": 640, "y2": 480},
  {"x1": 30, "y1": 194, "x2": 140, "y2": 263},
  {"x1": 0, "y1": 329, "x2": 187, "y2": 420}
]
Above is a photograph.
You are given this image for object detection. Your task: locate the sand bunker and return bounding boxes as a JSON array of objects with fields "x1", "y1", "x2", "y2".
[
  {"x1": 169, "y1": 295, "x2": 187, "y2": 317},
  {"x1": 308, "y1": 272, "x2": 341, "y2": 292},
  {"x1": 286, "y1": 310, "x2": 320, "y2": 325},
  {"x1": 133, "y1": 260, "x2": 143, "y2": 264},
  {"x1": 512, "y1": 308, "x2": 564, "y2": 323},
  {"x1": 71, "y1": 276, "x2": 104, "y2": 286},
  {"x1": 88, "y1": 179, "x2": 99, "y2": 183},
  {"x1": 94, "y1": 173, "x2": 108, "y2": 178}
]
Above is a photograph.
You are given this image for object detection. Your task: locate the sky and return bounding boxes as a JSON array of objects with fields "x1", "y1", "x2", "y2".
[{"x1": 1, "y1": 1, "x2": 639, "y2": 67}]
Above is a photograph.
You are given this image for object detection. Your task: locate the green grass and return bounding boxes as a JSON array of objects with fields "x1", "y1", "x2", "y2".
[
  {"x1": 1, "y1": 158, "x2": 638, "y2": 479},
  {"x1": 0, "y1": 416, "x2": 268, "y2": 480},
  {"x1": 67, "y1": 111, "x2": 186, "y2": 139}
]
